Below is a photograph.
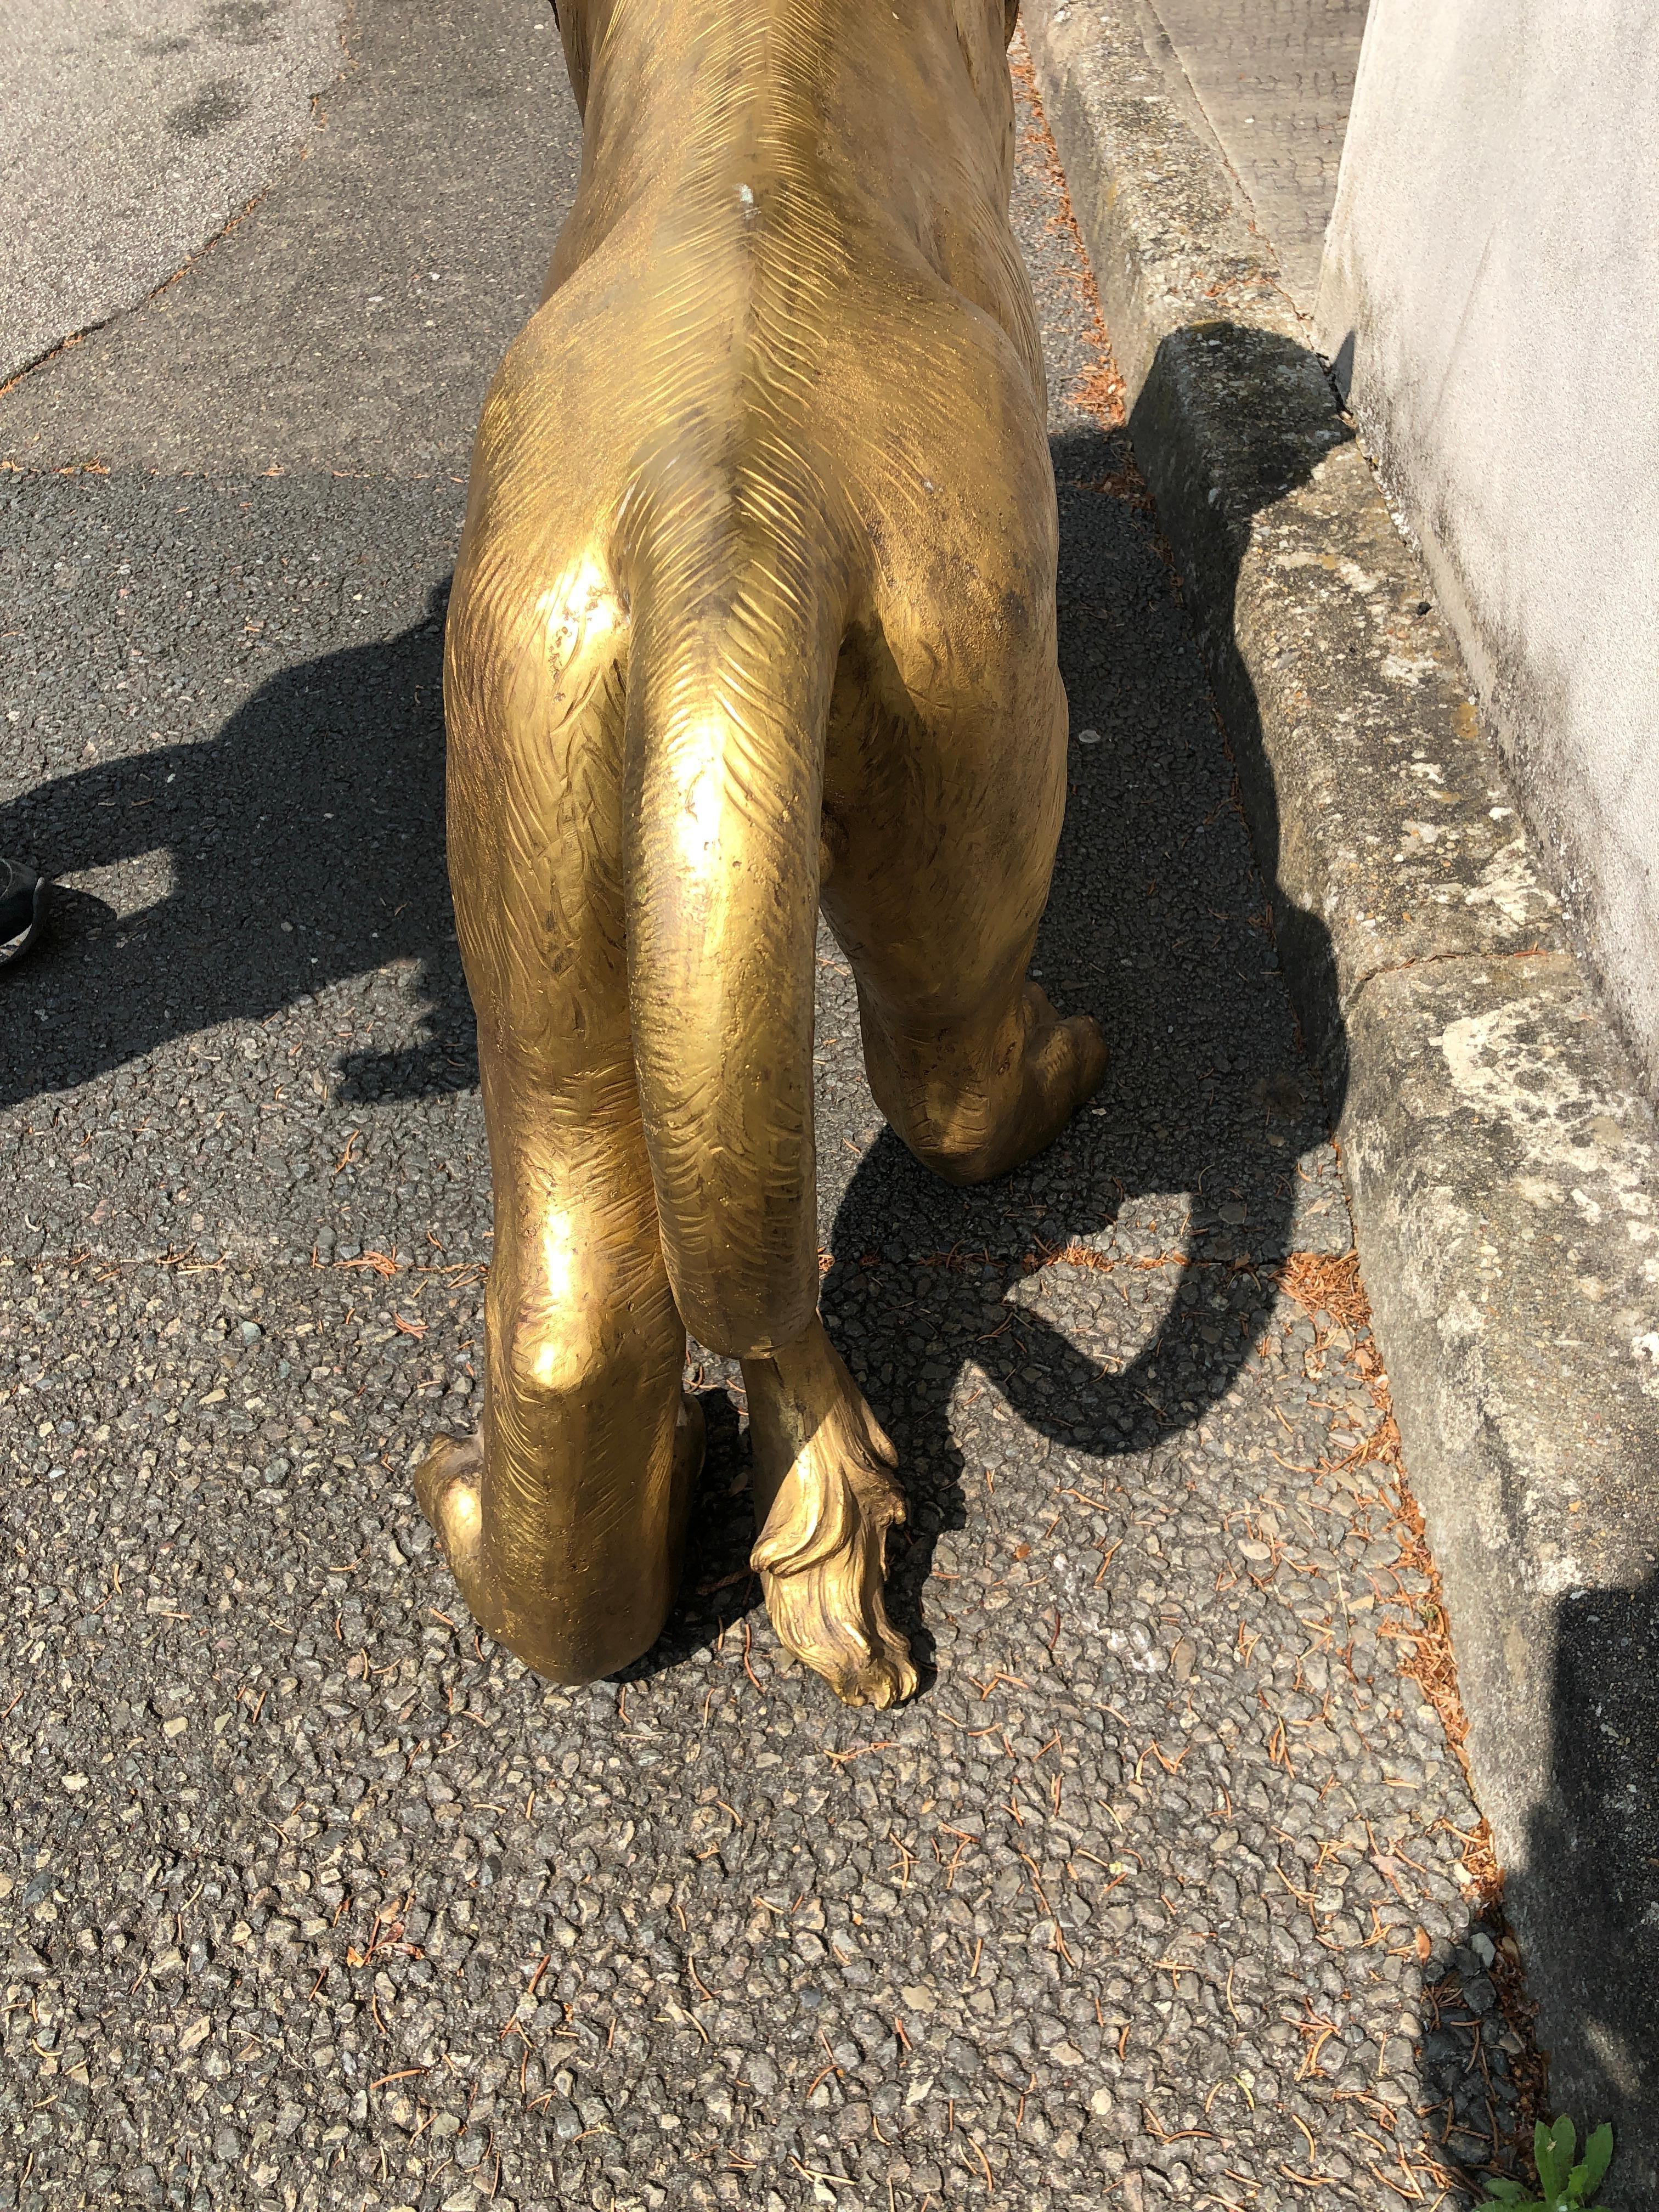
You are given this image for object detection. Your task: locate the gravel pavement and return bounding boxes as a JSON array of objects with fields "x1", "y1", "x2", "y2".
[
  {"x1": 0, "y1": 0, "x2": 343, "y2": 385},
  {"x1": 0, "y1": 6, "x2": 1534, "y2": 2206}
]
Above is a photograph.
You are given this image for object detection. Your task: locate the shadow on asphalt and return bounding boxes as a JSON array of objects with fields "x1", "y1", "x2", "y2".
[
  {"x1": 1520, "y1": 1576, "x2": 1659, "y2": 2147},
  {"x1": 2, "y1": 403, "x2": 1351, "y2": 1712},
  {"x1": 1407, "y1": 1576, "x2": 1659, "y2": 2192},
  {"x1": 0, "y1": 581, "x2": 472, "y2": 1114},
  {"x1": 633, "y1": 409, "x2": 1354, "y2": 1688}
]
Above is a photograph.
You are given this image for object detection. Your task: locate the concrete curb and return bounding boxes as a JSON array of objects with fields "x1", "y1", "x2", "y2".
[{"x1": 1023, "y1": 0, "x2": 1659, "y2": 2190}]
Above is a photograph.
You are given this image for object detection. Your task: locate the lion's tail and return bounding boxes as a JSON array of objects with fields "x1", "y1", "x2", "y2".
[{"x1": 621, "y1": 471, "x2": 847, "y2": 1356}]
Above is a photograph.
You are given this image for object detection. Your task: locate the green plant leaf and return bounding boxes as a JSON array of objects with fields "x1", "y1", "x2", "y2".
[
  {"x1": 1535, "y1": 2114, "x2": 1575, "y2": 2198},
  {"x1": 1480, "y1": 2182, "x2": 1531, "y2": 2207},
  {"x1": 1571, "y1": 2121, "x2": 1615, "y2": 2200}
]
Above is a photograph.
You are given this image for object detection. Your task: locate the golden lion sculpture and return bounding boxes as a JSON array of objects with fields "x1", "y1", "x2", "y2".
[{"x1": 415, "y1": 0, "x2": 1106, "y2": 1706}]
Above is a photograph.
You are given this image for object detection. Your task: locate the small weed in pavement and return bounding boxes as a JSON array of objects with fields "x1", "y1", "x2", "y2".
[{"x1": 1485, "y1": 2115, "x2": 1616, "y2": 2209}]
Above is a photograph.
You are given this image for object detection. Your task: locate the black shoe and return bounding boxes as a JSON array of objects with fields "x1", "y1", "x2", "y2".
[{"x1": 0, "y1": 857, "x2": 47, "y2": 966}]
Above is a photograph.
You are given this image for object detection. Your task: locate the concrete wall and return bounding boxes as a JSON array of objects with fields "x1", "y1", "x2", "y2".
[{"x1": 1316, "y1": 1, "x2": 1659, "y2": 1088}]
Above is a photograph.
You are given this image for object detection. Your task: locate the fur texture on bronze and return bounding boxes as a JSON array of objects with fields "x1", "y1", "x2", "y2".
[{"x1": 416, "y1": 0, "x2": 1107, "y2": 1704}]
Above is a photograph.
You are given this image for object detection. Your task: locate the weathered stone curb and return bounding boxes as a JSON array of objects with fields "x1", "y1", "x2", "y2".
[{"x1": 1023, "y1": 0, "x2": 1659, "y2": 2188}]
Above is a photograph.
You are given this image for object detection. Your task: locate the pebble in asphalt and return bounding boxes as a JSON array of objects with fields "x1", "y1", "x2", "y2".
[{"x1": 0, "y1": 4, "x2": 1536, "y2": 2207}]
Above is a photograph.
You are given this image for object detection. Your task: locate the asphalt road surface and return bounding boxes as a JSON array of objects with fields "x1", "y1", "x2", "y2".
[
  {"x1": 0, "y1": 4, "x2": 1533, "y2": 2207},
  {"x1": 0, "y1": 0, "x2": 341, "y2": 383}
]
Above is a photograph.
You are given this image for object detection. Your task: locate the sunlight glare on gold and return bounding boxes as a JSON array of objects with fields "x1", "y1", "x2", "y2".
[
  {"x1": 669, "y1": 718, "x2": 728, "y2": 879},
  {"x1": 534, "y1": 556, "x2": 621, "y2": 680},
  {"x1": 527, "y1": 1205, "x2": 585, "y2": 1393}
]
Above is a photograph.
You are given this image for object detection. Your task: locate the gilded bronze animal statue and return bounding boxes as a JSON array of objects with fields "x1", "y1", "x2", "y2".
[{"x1": 415, "y1": 0, "x2": 1107, "y2": 1706}]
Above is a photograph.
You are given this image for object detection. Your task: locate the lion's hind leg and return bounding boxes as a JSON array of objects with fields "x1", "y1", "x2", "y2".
[{"x1": 417, "y1": 542, "x2": 701, "y2": 1683}]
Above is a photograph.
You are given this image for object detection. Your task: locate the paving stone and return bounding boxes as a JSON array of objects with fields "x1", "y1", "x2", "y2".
[{"x1": 1136, "y1": 0, "x2": 1368, "y2": 312}]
